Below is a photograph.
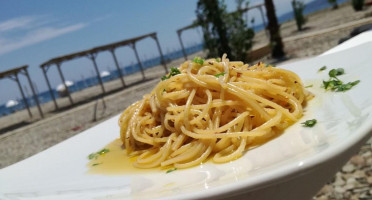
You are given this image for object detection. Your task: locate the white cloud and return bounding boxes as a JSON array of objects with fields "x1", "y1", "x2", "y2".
[
  {"x1": 0, "y1": 16, "x2": 37, "y2": 33},
  {"x1": 0, "y1": 16, "x2": 87, "y2": 55}
]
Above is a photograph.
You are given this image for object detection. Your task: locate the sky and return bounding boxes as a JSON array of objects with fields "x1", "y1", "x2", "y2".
[{"x1": 0, "y1": 0, "x2": 313, "y2": 105}]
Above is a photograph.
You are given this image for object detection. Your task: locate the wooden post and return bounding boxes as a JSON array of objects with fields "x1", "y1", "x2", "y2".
[
  {"x1": 23, "y1": 68, "x2": 44, "y2": 118},
  {"x1": 56, "y1": 62, "x2": 74, "y2": 105}
]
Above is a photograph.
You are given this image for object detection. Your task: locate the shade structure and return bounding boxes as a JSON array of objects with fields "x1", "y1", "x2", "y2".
[
  {"x1": 0, "y1": 65, "x2": 43, "y2": 118},
  {"x1": 40, "y1": 32, "x2": 168, "y2": 111}
]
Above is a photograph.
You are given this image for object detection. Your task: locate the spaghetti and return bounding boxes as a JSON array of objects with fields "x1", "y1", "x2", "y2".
[{"x1": 119, "y1": 54, "x2": 312, "y2": 169}]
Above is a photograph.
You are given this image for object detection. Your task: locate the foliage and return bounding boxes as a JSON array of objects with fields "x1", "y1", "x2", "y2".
[
  {"x1": 291, "y1": 0, "x2": 307, "y2": 31},
  {"x1": 196, "y1": 0, "x2": 255, "y2": 62},
  {"x1": 352, "y1": 0, "x2": 364, "y2": 11},
  {"x1": 328, "y1": 0, "x2": 339, "y2": 9}
]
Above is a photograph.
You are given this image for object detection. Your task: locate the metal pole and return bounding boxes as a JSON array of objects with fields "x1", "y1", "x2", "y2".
[
  {"x1": 177, "y1": 31, "x2": 188, "y2": 61},
  {"x1": 56, "y1": 62, "x2": 74, "y2": 105},
  {"x1": 88, "y1": 53, "x2": 106, "y2": 95},
  {"x1": 14, "y1": 74, "x2": 33, "y2": 118},
  {"x1": 42, "y1": 66, "x2": 59, "y2": 110},
  {"x1": 152, "y1": 34, "x2": 168, "y2": 73},
  {"x1": 109, "y1": 49, "x2": 126, "y2": 87},
  {"x1": 23, "y1": 68, "x2": 44, "y2": 118},
  {"x1": 131, "y1": 42, "x2": 146, "y2": 80}
]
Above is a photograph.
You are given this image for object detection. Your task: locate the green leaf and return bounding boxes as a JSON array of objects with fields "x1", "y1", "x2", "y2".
[
  {"x1": 92, "y1": 162, "x2": 102, "y2": 166},
  {"x1": 169, "y1": 67, "x2": 181, "y2": 76},
  {"x1": 301, "y1": 119, "x2": 317, "y2": 127},
  {"x1": 334, "y1": 80, "x2": 360, "y2": 92},
  {"x1": 323, "y1": 78, "x2": 360, "y2": 92},
  {"x1": 166, "y1": 168, "x2": 177, "y2": 173},
  {"x1": 161, "y1": 75, "x2": 168, "y2": 81},
  {"x1": 193, "y1": 57, "x2": 204, "y2": 65},
  {"x1": 98, "y1": 148, "x2": 110, "y2": 155},
  {"x1": 215, "y1": 58, "x2": 221, "y2": 62},
  {"x1": 328, "y1": 68, "x2": 344, "y2": 78},
  {"x1": 88, "y1": 148, "x2": 110, "y2": 160},
  {"x1": 215, "y1": 72, "x2": 225, "y2": 78},
  {"x1": 88, "y1": 153, "x2": 97, "y2": 160},
  {"x1": 319, "y1": 66, "x2": 327, "y2": 71},
  {"x1": 161, "y1": 67, "x2": 181, "y2": 81},
  {"x1": 323, "y1": 79, "x2": 343, "y2": 90},
  {"x1": 350, "y1": 80, "x2": 360, "y2": 86}
]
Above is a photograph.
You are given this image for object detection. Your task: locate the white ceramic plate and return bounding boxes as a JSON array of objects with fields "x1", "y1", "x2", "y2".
[{"x1": 1, "y1": 42, "x2": 372, "y2": 200}]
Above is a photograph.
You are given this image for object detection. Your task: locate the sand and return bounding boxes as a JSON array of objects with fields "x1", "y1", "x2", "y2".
[{"x1": 0, "y1": 2, "x2": 372, "y2": 199}]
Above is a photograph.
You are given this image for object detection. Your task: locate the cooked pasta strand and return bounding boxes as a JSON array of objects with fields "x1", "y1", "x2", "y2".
[{"x1": 119, "y1": 55, "x2": 312, "y2": 169}]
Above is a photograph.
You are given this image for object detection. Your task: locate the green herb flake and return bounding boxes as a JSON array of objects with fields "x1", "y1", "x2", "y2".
[
  {"x1": 215, "y1": 72, "x2": 225, "y2": 78},
  {"x1": 305, "y1": 84, "x2": 313, "y2": 88},
  {"x1": 321, "y1": 68, "x2": 359, "y2": 92},
  {"x1": 166, "y1": 168, "x2": 177, "y2": 173},
  {"x1": 161, "y1": 67, "x2": 181, "y2": 81},
  {"x1": 215, "y1": 58, "x2": 221, "y2": 62},
  {"x1": 98, "y1": 148, "x2": 110, "y2": 155},
  {"x1": 92, "y1": 162, "x2": 103, "y2": 166},
  {"x1": 193, "y1": 57, "x2": 204, "y2": 65},
  {"x1": 161, "y1": 75, "x2": 168, "y2": 81},
  {"x1": 88, "y1": 153, "x2": 98, "y2": 160},
  {"x1": 318, "y1": 66, "x2": 327, "y2": 72},
  {"x1": 301, "y1": 119, "x2": 317, "y2": 127},
  {"x1": 88, "y1": 148, "x2": 110, "y2": 160},
  {"x1": 323, "y1": 79, "x2": 343, "y2": 90},
  {"x1": 350, "y1": 80, "x2": 361, "y2": 86},
  {"x1": 334, "y1": 80, "x2": 360, "y2": 92},
  {"x1": 328, "y1": 68, "x2": 344, "y2": 78}
]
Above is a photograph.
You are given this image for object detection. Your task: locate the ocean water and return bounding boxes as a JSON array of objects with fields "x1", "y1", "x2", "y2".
[
  {"x1": 0, "y1": 0, "x2": 350, "y2": 117},
  {"x1": 0, "y1": 44, "x2": 203, "y2": 117}
]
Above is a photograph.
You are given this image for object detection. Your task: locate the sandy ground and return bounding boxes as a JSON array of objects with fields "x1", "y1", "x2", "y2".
[{"x1": 0, "y1": 2, "x2": 372, "y2": 199}]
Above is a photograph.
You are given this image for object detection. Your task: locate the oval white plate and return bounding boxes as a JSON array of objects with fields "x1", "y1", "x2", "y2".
[{"x1": 1, "y1": 42, "x2": 372, "y2": 200}]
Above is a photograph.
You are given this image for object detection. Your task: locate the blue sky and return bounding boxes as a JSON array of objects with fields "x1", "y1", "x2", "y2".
[{"x1": 0, "y1": 0, "x2": 311, "y2": 104}]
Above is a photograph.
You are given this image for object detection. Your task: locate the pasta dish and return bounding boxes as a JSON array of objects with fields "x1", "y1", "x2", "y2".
[{"x1": 119, "y1": 54, "x2": 312, "y2": 169}]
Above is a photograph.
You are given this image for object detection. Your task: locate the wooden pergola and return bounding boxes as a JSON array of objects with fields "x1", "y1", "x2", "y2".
[
  {"x1": 0, "y1": 65, "x2": 43, "y2": 118},
  {"x1": 40, "y1": 32, "x2": 167, "y2": 110},
  {"x1": 177, "y1": 3, "x2": 268, "y2": 60}
]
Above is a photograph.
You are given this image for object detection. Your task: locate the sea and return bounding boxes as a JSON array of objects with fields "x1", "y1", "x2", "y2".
[{"x1": 0, "y1": 0, "x2": 349, "y2": 117}]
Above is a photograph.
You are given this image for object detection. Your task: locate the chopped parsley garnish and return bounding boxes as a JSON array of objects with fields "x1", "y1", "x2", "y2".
[
  {"x1": 193, "y1": 57, "x2": 204, "y2": 65},
  {"x1": 161, "y1": 67, "x2": 181, "y2": 81},
  {"x1": 328, "y1": 68, "x2": 344, "y2": 78},
  {"x1": 215, "y1": 72, "x2": 225, "y2": 78},
  {"x1": 301, "y1": 119, "x2": 317, "y2": 127},
  {"x1": 329, "y1": 80, "x2": 360, "y2": 92},
  {"x1": 322, "y1": 68, "x2": 360, "y2": 92},
  {"x1": 215, "y1": 58, "x2": 221, "y2": 62},
  {"x1": 323, "y1": 79, "x2": 343, "y2": 90},
  {"x1": 88, "y1": 148, "x2": 110, "y2": 160},
  {"x1": 166, "y1": 168, "x2": 177, "y2": 173},
  {"x1": 318, "y1": 66, "x2": 327, "y2": 72},
  {"x1": 305, "y1": 84, "x2": 313, "y2": 88},
  {"x1": 92, "y1": 162, "x2": 103, "y2": 166},
  {"x1": 88, "y1": 153, "x2": 96, "y2": 160}
]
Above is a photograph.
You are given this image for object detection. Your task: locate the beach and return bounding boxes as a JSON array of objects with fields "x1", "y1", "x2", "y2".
[{"x1": 1, "y1": 2, "x2": 372, "y2": 199}]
